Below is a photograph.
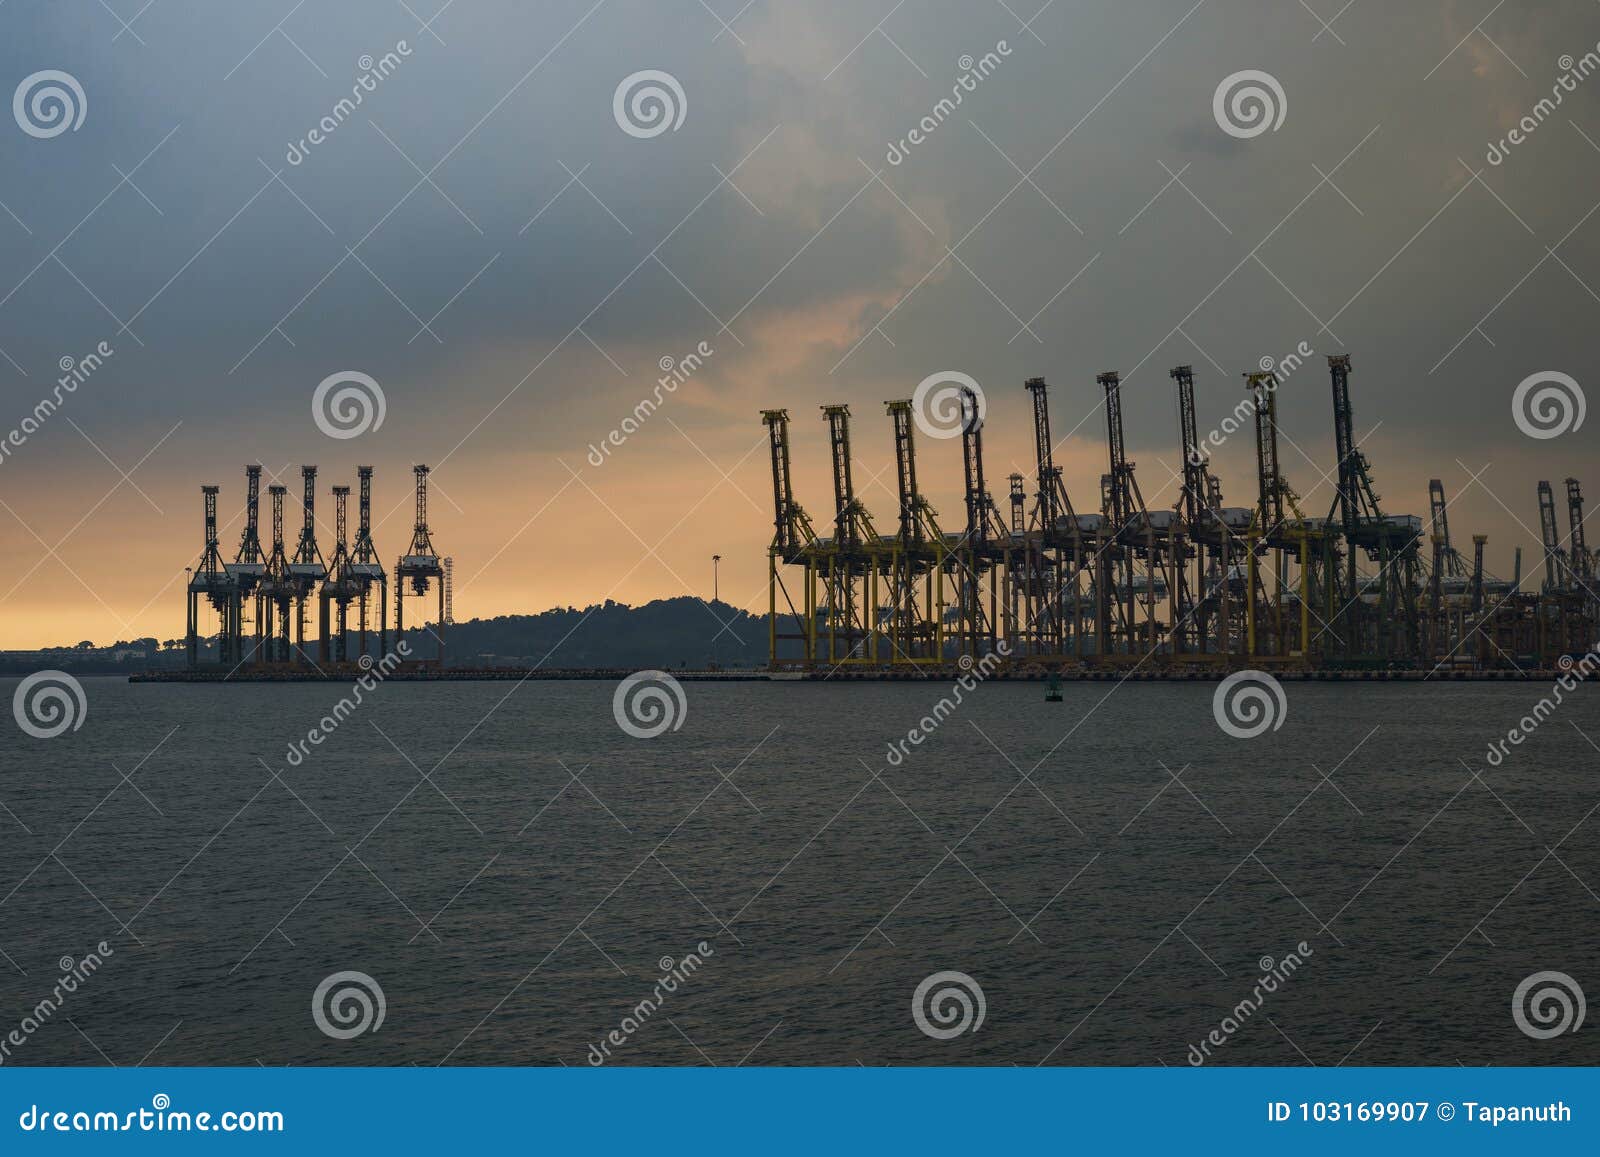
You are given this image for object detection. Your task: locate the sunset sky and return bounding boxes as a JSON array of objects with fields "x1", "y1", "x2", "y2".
[{"x1": 1, "y1": 1, "x2": 1595, "y2": 648}]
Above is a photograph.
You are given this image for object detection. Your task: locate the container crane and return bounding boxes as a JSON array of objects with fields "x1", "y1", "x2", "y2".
[
  {"x1": 761, "y1": 408, "x2": 821, "y2": 667},
  {"x1": 395, "y1": 464, "x2": 445, "y2": 667}
]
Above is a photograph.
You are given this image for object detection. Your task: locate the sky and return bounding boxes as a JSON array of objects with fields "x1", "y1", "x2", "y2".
[{"x1": 0, "y1": 0, "x2": 1595, "y2": 648}]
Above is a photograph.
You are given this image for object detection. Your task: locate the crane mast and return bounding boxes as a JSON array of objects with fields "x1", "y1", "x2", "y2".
[{"x1": 1539, "y1": 481, "x2": 1569, "y2": 592}]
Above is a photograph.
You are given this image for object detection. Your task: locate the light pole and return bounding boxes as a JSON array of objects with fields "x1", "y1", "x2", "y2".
[{"x1": 711, "y1": 555, "x2": 722, "y2": 669}]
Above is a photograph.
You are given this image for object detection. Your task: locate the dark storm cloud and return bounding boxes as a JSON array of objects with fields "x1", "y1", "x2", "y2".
[
  {"x1": 1, "y1": 0, "x2": 1597, "y2": 643},
  {"x1": 1171, "y1": 118, "x2": 1246, "y2": 159}
]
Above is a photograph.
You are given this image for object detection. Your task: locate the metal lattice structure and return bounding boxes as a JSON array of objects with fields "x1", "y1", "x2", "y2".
[
  {"x1": 260, "y1": 484, "x2": 293, "y2": 664},
  {"x1": 181, "y1": 465, "x2": 419, "y2": 672},
  {"x1": 395, "y1": 465, "x2": 447, "y2": 667},
  {"x1": 349, "y1": 465, "x2": 389, "y2": 660},
  {"x1": 762, "y1": 354, "x2": 1593, "y2": 673},
  {"x1": 319, "y1": 485, "x2": 358, "y2": 664},
  {"x1": 185, "y1": 485, "x2": 232, "y2": 667}
]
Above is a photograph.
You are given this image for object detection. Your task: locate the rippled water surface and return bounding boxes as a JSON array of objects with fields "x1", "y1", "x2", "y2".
[{"x1": 1, "y1": 675, "x2": 1596, "y2": 1067}]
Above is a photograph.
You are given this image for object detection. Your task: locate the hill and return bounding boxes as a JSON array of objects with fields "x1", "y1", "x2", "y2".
[{"x1": 0, "y1": 598, "x2": 786, "y2": 673}]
